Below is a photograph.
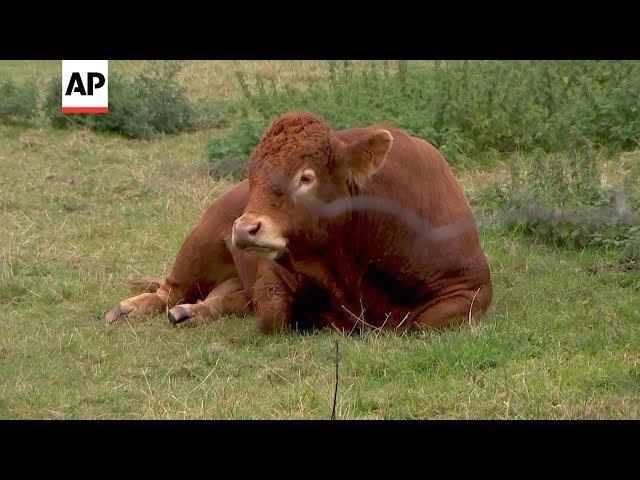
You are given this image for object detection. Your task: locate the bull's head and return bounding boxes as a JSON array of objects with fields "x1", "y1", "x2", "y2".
[{"x1": 231, "y1": 111, "x2": 393, "y2": 259}]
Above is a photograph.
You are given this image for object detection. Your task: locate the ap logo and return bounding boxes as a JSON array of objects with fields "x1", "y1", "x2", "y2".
[{"x1": 62, "y1": 60, "x2": 108, "y2": 113}]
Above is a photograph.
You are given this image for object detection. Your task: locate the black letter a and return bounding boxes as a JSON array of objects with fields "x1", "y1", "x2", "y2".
[{"x1": 65, "y1": 72, "x2": 87, "y2": 96}]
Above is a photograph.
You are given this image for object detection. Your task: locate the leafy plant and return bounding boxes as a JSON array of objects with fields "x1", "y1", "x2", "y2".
[
  {"x1": 205, "y1": 118, "x2": 266, "y2": 179},
  {"x1": 210, "y1": 61, "x2": 640, "y2": 163},
  {"x1": 476, "y1": 139, "x2": 640, "y2": 252},
  {"x1": 44, "y1": 62, "x2": 197, "y2": 138},
  {"x1": 0, "y1": 79, "x2": 39, "y2": 124}
]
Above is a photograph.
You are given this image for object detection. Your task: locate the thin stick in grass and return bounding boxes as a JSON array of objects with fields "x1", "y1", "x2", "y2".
[
  {"x1": 331, "y1": 340, "x2": 340, "y2": 420},
  {"x1": 468, "y1": 287, "x2": 481, "y2": 325}
]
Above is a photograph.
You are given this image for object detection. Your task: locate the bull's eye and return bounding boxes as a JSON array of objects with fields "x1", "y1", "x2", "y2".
[
  {"x1": 297, "y1": 168, "x2": 316, "y2": 190},
  {"x1": 300, "y1": 173, "x2": 314, "y2": 184}
]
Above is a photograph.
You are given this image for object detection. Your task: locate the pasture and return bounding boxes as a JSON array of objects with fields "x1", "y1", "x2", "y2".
[{"x1": 0, "y1": 61, "x2": 638, "y2": 419}]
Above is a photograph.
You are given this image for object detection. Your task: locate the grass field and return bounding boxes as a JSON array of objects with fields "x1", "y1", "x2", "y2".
[{"x1": 1, "y1": 61, "x2": 639, "y2": 419}]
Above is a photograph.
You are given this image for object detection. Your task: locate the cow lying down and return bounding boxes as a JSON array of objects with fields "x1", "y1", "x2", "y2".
[{"x1": 106, "y1": 111, "x2": 492, "y2": 333}]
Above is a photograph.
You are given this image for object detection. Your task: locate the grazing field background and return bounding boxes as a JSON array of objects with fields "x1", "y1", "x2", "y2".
[{"x1": 0, "y1": 60, "x2": 639, "y2": 419}]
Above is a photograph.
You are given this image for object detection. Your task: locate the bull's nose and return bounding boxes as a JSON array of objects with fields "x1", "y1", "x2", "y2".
[
  {"x1": 246, "y1": 221, "x2": 261, "y2": 236},
  {"x1": 238, "y1": 220, "x2": 260, "y2": 237},
  {"x1": 233, "y1": 218, "x2": 261, "y2": 246}
]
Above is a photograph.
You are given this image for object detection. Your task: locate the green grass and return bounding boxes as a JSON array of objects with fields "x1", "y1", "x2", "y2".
[{"x1": 1, "y1": 61, "x2": 639, "y2": 419}]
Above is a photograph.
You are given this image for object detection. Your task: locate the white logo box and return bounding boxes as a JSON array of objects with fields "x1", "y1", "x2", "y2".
[{"x1": 62, "y1": 60, "x2": 109, "y2": 113}]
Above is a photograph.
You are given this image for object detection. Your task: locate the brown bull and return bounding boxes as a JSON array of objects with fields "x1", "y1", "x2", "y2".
[{"x1": 106, "y1": 111, "x2": 492, "y2": 333}]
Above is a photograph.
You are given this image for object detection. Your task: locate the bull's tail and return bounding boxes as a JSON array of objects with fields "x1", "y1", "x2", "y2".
[{"x1": 125, "y1": 276, "x2": 165, "y2": 293}]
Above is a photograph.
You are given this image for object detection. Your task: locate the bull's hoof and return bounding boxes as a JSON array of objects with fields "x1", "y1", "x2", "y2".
[
  {"x1": 105, "y1": 303, "x2": 134, "y2": 324},
  {"x1": 168, "y1": 305, "x2": 195, "y2": 325}
]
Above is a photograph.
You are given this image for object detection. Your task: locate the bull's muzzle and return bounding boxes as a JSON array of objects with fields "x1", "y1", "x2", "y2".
[{"x1": 232, "y1": 214, "x2": 287, "y2": 258}]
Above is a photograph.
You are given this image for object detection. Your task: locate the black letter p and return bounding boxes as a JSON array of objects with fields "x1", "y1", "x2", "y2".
[{"x1": 87, "y1": 72, "x2": 105, "y2": 95}]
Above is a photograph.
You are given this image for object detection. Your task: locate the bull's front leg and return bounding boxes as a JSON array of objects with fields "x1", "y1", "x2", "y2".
[
  {"x1": 105, "y1": 279, "x2": 185, "y2": 324},
  {"x1": 251, "y1": 262, "x2": 301, "y2": 333},
  {"x1": 167, "y1": 277, "x2": 251, "y2": 327},
  {"x1": 166, "y1": 260, "x2": 313, "y2": 334}
]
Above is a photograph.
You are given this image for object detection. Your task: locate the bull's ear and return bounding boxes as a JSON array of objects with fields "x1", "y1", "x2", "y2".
[{"x1": 334, "y1": 129, "x2": 394, "y2": 183}]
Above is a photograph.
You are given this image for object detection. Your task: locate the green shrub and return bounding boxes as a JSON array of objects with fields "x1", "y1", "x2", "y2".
[
  {"x1": 44, "y1": 62, "x2": 196, "y2": 138},
  {"x1": 0, "y1": 79, "x2": 39, "y2": 124},
  {"x1": 210, "y1": 61, "x2": 640, "y2": 163},
  {"x1": 44, "y1": 74, "x2": 153, "y2": 137},
  {"x1": 193, "y1": 99, "x2": 240, "y2": 129},
  {"x1": 135, "y1": 62, "x2": 194, "y2": 134},
  {"x1": 476, "y1": 139, "x2": 640, "y2": 252},
  {"x1": 621, "y1": 231, "x2": 640, "y2": 262},
  {"x1": 205, "y1": 118, "x2": 266, "y2": 179}
]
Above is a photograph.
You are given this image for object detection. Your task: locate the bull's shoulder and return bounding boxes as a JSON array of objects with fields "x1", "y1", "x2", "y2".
[
  {"x1": 335, "y1": 126, "x2": 440, "y2": 161},
  {"x1": 408, "y1": 135, "x2": 441, "y2": 155},
  {"x1": 335, "y1": 124, "x2": 454, "y2": 189},
  {"x1": 335, "y1": 125, "x2": 413, "y2": 144}
]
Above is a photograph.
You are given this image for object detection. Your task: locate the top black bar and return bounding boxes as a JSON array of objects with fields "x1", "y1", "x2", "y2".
[{"x1": 3, "y1": 12, "x2": 640, "y2": 61}]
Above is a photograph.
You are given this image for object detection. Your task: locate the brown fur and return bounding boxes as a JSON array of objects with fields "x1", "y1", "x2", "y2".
[
  {"x1": 106, "y1": 111, "x2": 492, "y2": 334},
  {"x1": 125, "y1": 276, "x2": 164, "y2": 293}
]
